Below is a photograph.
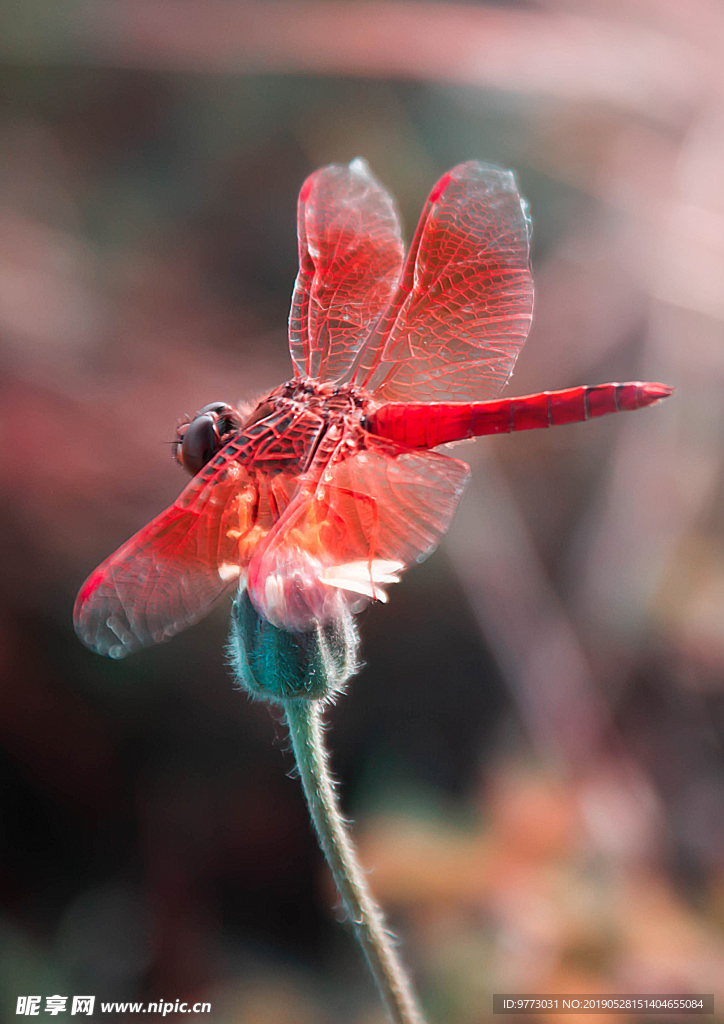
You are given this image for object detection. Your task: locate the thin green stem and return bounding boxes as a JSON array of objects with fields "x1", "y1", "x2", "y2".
[{"x1": 284, "y1": 699, "x2": 426, "y2": 1024}]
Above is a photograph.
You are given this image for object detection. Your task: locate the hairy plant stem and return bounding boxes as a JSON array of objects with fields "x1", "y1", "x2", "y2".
[{"x1": 284, "y1": 699, "x2": 426, "y2": 1024}]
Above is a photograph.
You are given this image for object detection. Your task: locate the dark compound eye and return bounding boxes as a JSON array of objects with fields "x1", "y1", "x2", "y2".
[
  {"x1": 179, "y1": 413, "x2": 219, "y2": 475},
  {"x1": 174, "y1": 402, "x2": 243, "y2": 475}
]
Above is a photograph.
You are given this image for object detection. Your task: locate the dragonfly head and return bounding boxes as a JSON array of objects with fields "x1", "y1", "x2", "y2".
[{"x1": 174, "y1": 402, "x2": 242, "y2": 475}]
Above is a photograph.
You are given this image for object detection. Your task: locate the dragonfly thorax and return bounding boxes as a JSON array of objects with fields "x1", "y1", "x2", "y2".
[
  {"x1": 269, "y1": 378, "x2": 372, "y2": 421},
  {"x1": 174, "y1": 380, "x2": 374, "y2": 483}
]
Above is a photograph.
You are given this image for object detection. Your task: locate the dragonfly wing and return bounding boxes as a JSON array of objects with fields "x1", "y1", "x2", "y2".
[
  {"x1": 74, "y1": 409, "x2": 325, "y2": 658},
  {"x1": 74, "y1": 456, "x2": 261, "y2": 658},
  {"x1": 247, "y1": 432, "x2": 470, "y2": 631},
  {"x1": 289, "y1": 158, "x2": 404, "y2": 383},
  {"x1": 354, "y1": 162, "x2": 533, "y2": 402}
]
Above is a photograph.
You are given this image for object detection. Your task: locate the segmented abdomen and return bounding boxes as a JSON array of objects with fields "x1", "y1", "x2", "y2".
[{"x1": 366, "y1": 382, "x2": 672, "y2": 449}]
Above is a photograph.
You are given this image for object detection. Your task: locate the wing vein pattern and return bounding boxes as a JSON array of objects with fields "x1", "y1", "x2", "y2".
[{"x1": 351, "y1": 161, "x2": 533, "y2": 402}]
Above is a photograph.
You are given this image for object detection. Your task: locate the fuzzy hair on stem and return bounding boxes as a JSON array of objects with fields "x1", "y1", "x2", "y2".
[{"x1": 284, "y1": 699, "x2": 426, "y2": 1024}]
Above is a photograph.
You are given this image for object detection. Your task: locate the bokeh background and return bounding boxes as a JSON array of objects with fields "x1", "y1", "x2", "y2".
[{"x1": 1, "y1": 1, "x2": 724, "y2": 1021}]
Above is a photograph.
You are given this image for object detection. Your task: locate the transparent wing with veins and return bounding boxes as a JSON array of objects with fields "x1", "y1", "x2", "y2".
[
  {"x1": 73, "y1": 409, "x2": 325, "y2": 658},
  {"x1": 289, "y1": 158, "x2": 405, "y2": 383},
  {"x1": 247, "y1": 431, "x2": 470, "y2": 632},
  {"x1": 350, "y1": 161, "x2": 533, "y2": 402}
]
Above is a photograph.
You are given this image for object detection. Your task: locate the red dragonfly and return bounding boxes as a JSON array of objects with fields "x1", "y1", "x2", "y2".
[{"x1": 75, "y1": 159, "x2": 671, "y2": 658}]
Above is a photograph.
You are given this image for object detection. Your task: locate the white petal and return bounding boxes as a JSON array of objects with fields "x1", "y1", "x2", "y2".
[
  {"x1": 320, "y1": 576, "x2": 390, "y2": 602},
  {"x1": 369, "y1": 560, "x2": 405, "y2": 577},
  {"x1": 321, "y1": 559, "x2": 403, "y2": 584},
  {"x1": 264, "y1": 574, "x2": 283, "y2": 609}
]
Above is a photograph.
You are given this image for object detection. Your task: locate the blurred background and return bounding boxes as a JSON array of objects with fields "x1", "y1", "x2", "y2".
[{"x1": 1, "y1": 1, "x2": 723, "y2": 1021}]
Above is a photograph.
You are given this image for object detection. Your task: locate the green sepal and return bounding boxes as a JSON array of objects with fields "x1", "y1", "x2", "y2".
[{"x1": 228, "y1": 585, "x2": 359, "y2": 703}]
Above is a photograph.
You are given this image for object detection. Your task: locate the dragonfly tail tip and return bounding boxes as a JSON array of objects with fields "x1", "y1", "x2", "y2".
[{"x1": 641, "y1": 381, "x2": 674, "y2": 404}]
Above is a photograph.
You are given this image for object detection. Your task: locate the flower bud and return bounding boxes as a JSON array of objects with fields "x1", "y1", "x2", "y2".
[{"x1": 228, "y1": 584, "x2": 359, "y2": 703}]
